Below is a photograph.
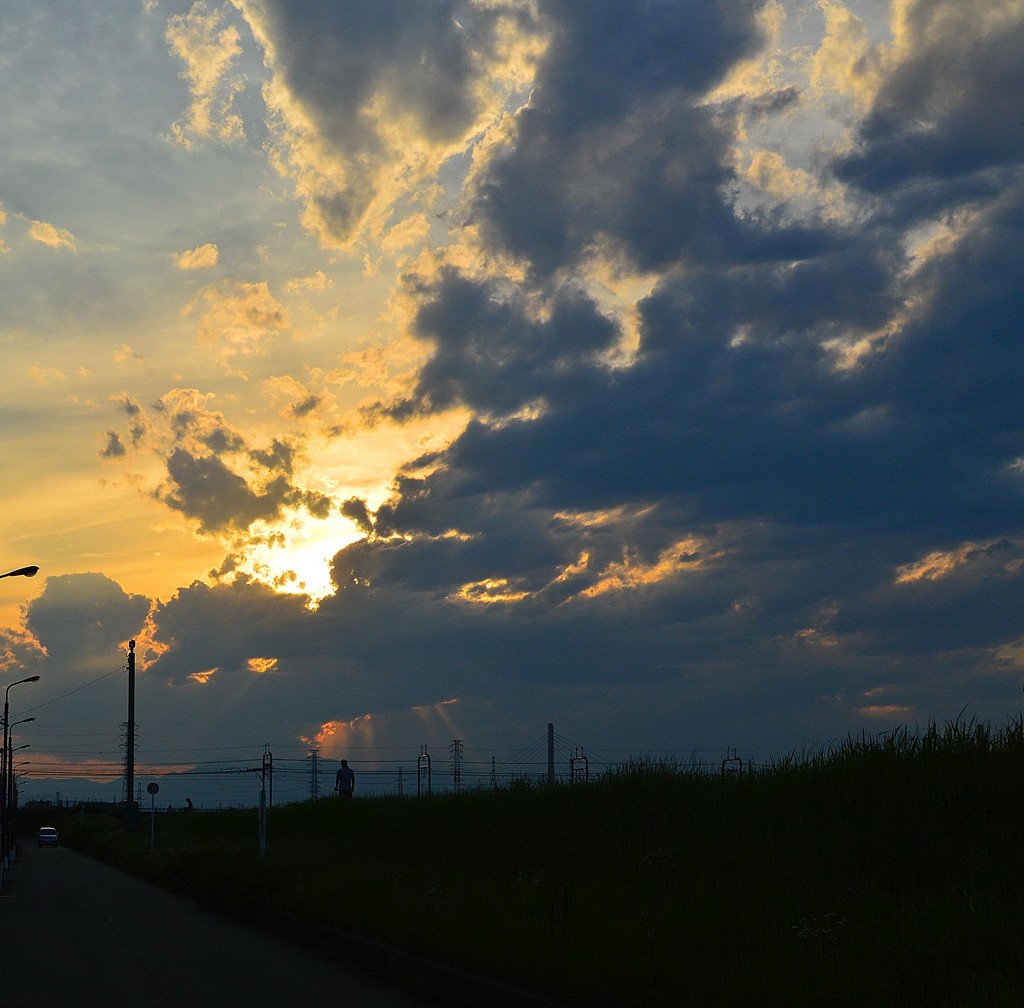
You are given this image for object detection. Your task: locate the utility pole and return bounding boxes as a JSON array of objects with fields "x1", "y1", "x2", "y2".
[
  {"x1": 259, "y1": 747, "x2": 272, "y2": 857},
  {"x1": 124, "y1": 640, "x2": 138, "y2": 830}
]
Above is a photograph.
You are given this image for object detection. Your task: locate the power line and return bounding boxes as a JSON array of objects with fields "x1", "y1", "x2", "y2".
[{"x1": 20, "y1": 665, "x2": 125, "y2": 716}]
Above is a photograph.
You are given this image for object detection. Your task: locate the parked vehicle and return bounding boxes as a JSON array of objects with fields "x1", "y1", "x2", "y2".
[{"x1": 37, "y1": 827, "x2": 58, "y2": 847}]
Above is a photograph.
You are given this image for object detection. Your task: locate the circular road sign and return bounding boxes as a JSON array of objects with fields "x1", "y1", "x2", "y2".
[{"x1": 147, "y1": 782, "x2": 159, "y2": 795}]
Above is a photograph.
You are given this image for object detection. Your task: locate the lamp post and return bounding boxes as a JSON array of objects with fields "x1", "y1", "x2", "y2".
[
  {"x1": 9, "y1": 757, "x2": 29, "y2": 862},
  {"x1": 2, "y1": 678, "x2": 39, "y2": 866},
  {"x1": 3, "y1": 720, "x2": 34, "y2": 863}
]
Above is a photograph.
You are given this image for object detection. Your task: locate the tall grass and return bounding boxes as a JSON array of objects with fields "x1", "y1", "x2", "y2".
[{"x1": 47, "y1": 717, "x2": 1024, "y2": 1007}]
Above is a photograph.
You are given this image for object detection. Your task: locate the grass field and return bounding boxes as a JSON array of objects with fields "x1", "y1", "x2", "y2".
[{"x1": 32, "y1": 718, "x2": 1024, "y2": 1007}]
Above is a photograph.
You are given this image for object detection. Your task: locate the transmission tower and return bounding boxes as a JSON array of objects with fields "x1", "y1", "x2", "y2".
[
  {"x1": 450, "y1": 738, "x2": 464, "y2": 789},
  {"x1": 307, "y1": 747, "x2": 321, "y2": 799}
]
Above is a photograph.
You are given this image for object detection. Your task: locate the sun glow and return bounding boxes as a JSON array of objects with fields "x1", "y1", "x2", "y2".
[{"x1": 224, "y1": 510, "x2": 365, "y2": 605}]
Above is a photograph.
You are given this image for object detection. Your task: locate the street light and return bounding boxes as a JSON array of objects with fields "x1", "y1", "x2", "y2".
[
  {"x1": 9, "y1": 759, "x2": 30, "y2": 863},
  {"x1": 2, "y1": 679, "x2": 39, "y2": 866},
  {"x1": 2, "y1": 721, "x2": 33, "y2": 862},
  {"x1": 0, "y1": 566, "x2": 39, "y2": 580}
]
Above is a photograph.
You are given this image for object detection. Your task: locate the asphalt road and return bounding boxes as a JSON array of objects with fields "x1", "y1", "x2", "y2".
[{"x1": 0, "y1": 841, "x2": 433, "y2": 1007}]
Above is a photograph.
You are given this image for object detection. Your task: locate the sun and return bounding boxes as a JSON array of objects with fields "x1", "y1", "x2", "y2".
[{"x1": 228, "y1": 510, "x2": 365, "y2": 605}]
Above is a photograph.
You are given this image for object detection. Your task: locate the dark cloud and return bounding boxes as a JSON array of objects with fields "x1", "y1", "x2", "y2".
[
  {"x1": 323, "y1": 0, "x2": 1024, "y2": 747},
  {"x1": 380, "y1": 267, "x2": 619, "y2": 420},
  {"x1": 154, "y1": 448, "x2": 333, "y2": 533},
  {"x1": 836, "y1": 1, "x2": 1024, "y2": 209},
  {"x1": 99, "y1": 430, "x2": 125, "y2": 458},
  {"x1": 289, "y1": 393, "x2": 322, "y2": 418},
  {"x1": 249, "y1": 437, "x2": 296, "y2": 474},
  {"x1": 339, "y1": 497, "x2": 373, "y2": 535},
  {"x1": 471, "y1": 0, "x2": 825, "y2": 276},
  {"x1": 114, "y1": 394, "x2": 149, "y2": 448},
  {"x1": 108, "y1": 395, "x2": 332, "y2": 535},
  {"x1": 25, "y1": 573, "x2": 150, "y2": 675}
]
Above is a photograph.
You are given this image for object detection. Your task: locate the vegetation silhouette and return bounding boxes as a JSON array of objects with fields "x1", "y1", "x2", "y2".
[{"x1": 45, "y1": 717, "x2": 1024, "y2": 1007}]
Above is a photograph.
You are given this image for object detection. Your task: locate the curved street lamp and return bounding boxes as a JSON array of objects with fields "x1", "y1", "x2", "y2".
[{"x1": 0, "y1": 566, "x2": 39, "y2": 580}]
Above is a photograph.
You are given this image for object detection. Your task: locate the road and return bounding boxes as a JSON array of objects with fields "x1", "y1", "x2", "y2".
[{"x1": 0, "y1": 841, "x2": 434, "y2": 1007}]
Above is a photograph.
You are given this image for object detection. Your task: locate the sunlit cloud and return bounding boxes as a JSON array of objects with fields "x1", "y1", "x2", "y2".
[
  {"x1": 29, "y1": 220, "x2": 76, "y2": 251},
  {"x1": 186, "y1": 281, "x2": 290, "y2": 369},
  {"x1": 246, "y1": 656, "x2": 278, "y2": 674},
  {"x1": 452, "y1": 579, "x2": 530, "y2": 605},
  {"x1": 166, "y1": 0, "x2": 245, "y2": 148},
  {"x1": 0, "y1": 626, "x2": 46, "y2": 674},
  {"x1": 304, "y1": 714, "x2": 372, "y2": 748},
  {"x1": 28, "y1": 366, "x2": 68, "y2": 384},
  {"x1": 235, "y1": 0, "x2": 543, "y2": 249},
  {"x1": 578, "y1": 537, "x2": 720, "y2": 600},
  {"x1": 177, "y1": 242, "x2": 220, "y2": 270},
  {"x1": 894, "y1": 540, "x2": 1022, "y2": 583},
  {"x1": 808, "y1": 0, "x2": 885, "y2": 112},
  {"x1": 284, "y1": 270, "x2": 329, "y2": 293},
  {"x1": 113, "y1": 345, "x2": 146, "y2": 370},
  {"x1": 857, "y1": 705, "x2": 914, "y2": 718}
]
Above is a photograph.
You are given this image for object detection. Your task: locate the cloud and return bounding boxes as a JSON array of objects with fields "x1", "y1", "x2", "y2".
[
  {"x1": 24, "y1": 573, "x2": 151, "y2": 676},
  {"x1": 380, "y1": 266, "x2": 620, "y2": 420},
  {"x1": 289, "y1": 0, "x2": 1024, "y2": 746},
  {"x1": 807, "y1": 0, "x2": 884, "y2": 112},
  {"x1": 166, "y1": 0, "x2": 246, "y2": 148},
  {"x1": 10, "y1": 0, "x2": 1024, "y2": 774},
  {"x1": 235, "y1": 0, "x2": 541, "y2": 248},
  {"x1": 100, "y1": 430, "x2": 126, "y2": 459},
  {"x1": 186, "y1": 280, "x2": 289, "y2": 369},
  {"x1": 177, "y1": 242, "x2": 220, "y2": 269},
  {"x1": 836, "y1": 0, "x2": 1024, "y2": 205},
  {"x1": 148, "y1": 425, "x2": 330, "y2": 534},
  {"x1": 469, "y1": 0, "x2": 806, "y2": 277},
  {"x1": 103, "y1": 388, "x2": 331, "y2": 537},
  {"x1": 29, "y1": 220, "x2": 77, "y2": 251}
]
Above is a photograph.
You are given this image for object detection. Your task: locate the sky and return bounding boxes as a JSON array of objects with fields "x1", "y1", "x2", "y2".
[{"x1": 2, "y1": 0, "x2": 1024, "y2": 806}]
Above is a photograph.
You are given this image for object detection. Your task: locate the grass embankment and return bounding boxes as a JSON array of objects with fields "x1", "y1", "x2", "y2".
[{"x1": 41, "y1": 720, "x2": 1024, "y2": 1007}]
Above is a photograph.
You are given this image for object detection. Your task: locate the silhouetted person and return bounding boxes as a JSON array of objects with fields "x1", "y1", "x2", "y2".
[
  {"x1": 185, "y1": 797, "x2": 194, "y2": 811},
  {"x1": 334, "y1": 759, "x2": 355, "y2": 798}
]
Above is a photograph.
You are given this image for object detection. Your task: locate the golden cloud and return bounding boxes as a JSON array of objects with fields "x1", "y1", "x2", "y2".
[
  {"x1": 246, "y1": 656, "x2": 278, "y2": 674},
  {"x1": 177, "y1": 243, "x2": 220, "y2": 270},
  {"x1": 166, "y1": 0, "x2": 245, "y2": 148},
  {"x1": 29, "y1": 220, "x2": 77, "y2": 252},
  {"x1": 189, "y1": 281, "x2": 290, "y2": 368}
]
